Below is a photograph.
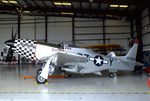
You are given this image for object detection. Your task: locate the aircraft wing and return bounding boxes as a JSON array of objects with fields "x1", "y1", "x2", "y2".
[
  {"x1": 40, "y1": 51, "x2": 88, "y2": 79},
  {"x1": 56, "y1": 51, "x2": 88, "y2": 66}
]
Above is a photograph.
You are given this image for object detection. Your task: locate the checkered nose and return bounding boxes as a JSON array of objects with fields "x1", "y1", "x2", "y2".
[
  {"x1": 5, "y1": 39, "x2": 15, "y2": 48},
  {"x1": 13, "y1": 39, "x2": 37, "y2": 60}
]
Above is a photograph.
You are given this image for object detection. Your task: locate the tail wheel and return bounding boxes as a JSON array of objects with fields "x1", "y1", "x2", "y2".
[
  {"x1": 109, "y1": 73, "x2": 115, "y2": 78},
  {"x1": 36, "y1": 73, "x2": 47, "y2": 84},
  {"x1": 65, "y1": 74, "x2": 72, "y2": 78}
]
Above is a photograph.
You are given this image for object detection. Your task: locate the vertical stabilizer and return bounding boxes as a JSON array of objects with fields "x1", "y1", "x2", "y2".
[{"x1": 125, "y1": 43, "x2": 138, "y2": 61}]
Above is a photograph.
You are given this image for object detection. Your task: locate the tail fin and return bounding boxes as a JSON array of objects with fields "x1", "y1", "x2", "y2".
[{"x1": 125, "y1": 43, "x2": 138, "y2": 61}]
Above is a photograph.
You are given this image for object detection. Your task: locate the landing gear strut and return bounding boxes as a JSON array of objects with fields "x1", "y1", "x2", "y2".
[{"x1": 36, "y1": 62, "x2": 55, "y2": 84}]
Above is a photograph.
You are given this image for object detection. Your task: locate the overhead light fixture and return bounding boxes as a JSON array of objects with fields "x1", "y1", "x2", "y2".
[
  {"x1": 2, "y1": 0, "x2": 17, "y2": 3},
  {"x1": 1, "y1": 0, "x2": 9, "y2": 3},
  {"x1": 24, "y1": 11, "x2": 30, "y2": 13},
  {"x1": 54, "y1": 2, "x2": 71, "y2": 6},
  {"x1": 119, "y1": 5, "x2": 128, "y2": 8},
  {"x1": 110, "y1": 4, "x2": 128, "y2": 8},
  {"x1": 106, "y1": 15, "x2": 113, "y2": 17},
  {"x1": 61, "y1": 12, "x2": 74, "y2": 15},
  {"x1": 9, "y1": 0, "x2": 17, "y2": 3},
  {"x1": 110, "y1": 5, "x2": 119, "y2": 8}
]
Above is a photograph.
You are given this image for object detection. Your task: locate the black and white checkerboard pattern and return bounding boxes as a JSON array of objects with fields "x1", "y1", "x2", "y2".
[{"x1": 14, "y1": 39, "x2": 37, "y2": 60}]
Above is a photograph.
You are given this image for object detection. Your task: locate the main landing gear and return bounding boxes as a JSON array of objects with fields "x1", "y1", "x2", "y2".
[
  {"x1": 36, "y1": 68, "x2": 47, "y2": 84},
  {"x1": 36, "y1": 63, "x2": 55, "y2": 84}
]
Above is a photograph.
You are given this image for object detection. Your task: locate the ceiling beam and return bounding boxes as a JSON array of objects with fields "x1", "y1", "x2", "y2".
[
  {"x1": 38, "y1": 0, "x2": 149, "y2": 6},
  {"x1": 32, "y1": 0, "x2": 40, "y2": 7},
  {"x1": 0, "y1": 6, "x2": 131, "y2": 17},
  {"x1": 22, "y1": 0, "x2": 33, "y2": 7},
  {"x1": 41, "y1": 0, "x2": 48, "y2": 8},
  {"x1": 6, "y1": 12, "x2": 120, "y2": 20},
  {"x1": 24, "y1": 7, "x2": 130, "y2": 16}
]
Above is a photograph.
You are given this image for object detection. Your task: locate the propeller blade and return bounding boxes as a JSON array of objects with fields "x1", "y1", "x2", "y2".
[
  {"x1": 11, "y1": 27, "x2": 14, "y2": 39},
  {"x1": 13, "y1": 31, "x2": 17, "y2": 41},
  {"x1": 5, "y1": 47, "x2": 14, "y2": 62},
  {"x1": 5, "y1": 28, "x2": 17, "y2": 62},
  {"x1": 11, "y1": 27, "x2": 17, "y2": 41}
]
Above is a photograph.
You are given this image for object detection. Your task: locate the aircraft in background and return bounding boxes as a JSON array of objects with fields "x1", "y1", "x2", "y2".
[
  {"x1": 82, "y1": 44, "x2": 126, "y2": 55},
  {"x1": 4, "y1": 38, "x2": 143, "y2": 84}
]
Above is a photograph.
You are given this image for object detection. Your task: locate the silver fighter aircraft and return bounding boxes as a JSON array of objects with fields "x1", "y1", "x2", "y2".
[{"x1": 5, "y1": 39, "x2": 143, "y2": 84}]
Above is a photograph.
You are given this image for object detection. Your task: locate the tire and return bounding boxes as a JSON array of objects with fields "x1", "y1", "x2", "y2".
[
  {"x1": 65, "y1": 74, "x2": 72, "y2": 78},
  {"x1": 36, "y1": 73, "x2": 47, "y2": 84},
  {"x1": 109, "y1": 73, "x2": 115, "y2": 78},
  {"x1": 37, "y1": 68, "x2": 42, "y2": 75}
]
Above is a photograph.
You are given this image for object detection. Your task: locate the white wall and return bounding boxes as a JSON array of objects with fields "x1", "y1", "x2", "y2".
[
  {"x1": 74, "y1": 18, "x2": 103, "y2": 45},
  {"x1": 105, "y1": 19, "x2": 130, "y2": 50},
  {"x1": 74, "y1": 18, "x2": 131, "y2": 50},
  {"x1": 48, "y1": 17, "x2": 72, "y2": 43},
  {"x1": 0, "y1": 15, "x2": 132, "y2": 59}
]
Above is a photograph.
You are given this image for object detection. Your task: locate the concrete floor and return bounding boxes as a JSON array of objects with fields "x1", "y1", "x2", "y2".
[{"x1": 0, "y1": 65, "x2": 150, "y2": 101}]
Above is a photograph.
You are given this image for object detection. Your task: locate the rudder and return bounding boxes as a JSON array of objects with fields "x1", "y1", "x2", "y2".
[{"x1": 125, "y1": 43, "x2": 138, "y2": 61}]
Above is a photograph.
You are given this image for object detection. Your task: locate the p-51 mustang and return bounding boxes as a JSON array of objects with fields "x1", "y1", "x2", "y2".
[{"x1": 5, "y1": 38, "x2": 143, "y2": 84}]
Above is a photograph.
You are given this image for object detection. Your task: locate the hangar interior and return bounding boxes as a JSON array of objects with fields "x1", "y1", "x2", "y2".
[{"x1": 0, "y1": 0, "x2": 150, "y2": 101}]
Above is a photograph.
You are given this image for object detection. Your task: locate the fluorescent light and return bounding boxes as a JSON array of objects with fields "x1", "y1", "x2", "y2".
[
  {"x1": 1, "y1": 0, "x2": 9, "y2": 3},
  {"x1": 62, "y1": 2, "x2": 71, "y2": 6},
  {"x1": 61, "y1": 12, "x2": 74, "y2": 15},
  {"x1": 106, "y1": 15, "x2": 113, "y2": 17},
  {"x1": 9, "y1": 0, "x2": 17, "y2": 3},
  {"x1": 24, "y1": 11, "x2": 30, "y2": 13},
  {"x1": 110, "y1": 4, "x2": 128, "y2": 8},
  {"x1": 2, "y1": 0, "x2": 17, "y2": 3},
  {"x1": 119, "y1": 5, "x2": 128, "y2": 8},
  {"x1": 54, "y1": 2, "x2": 71, "y2": 6},
  {"x1": 110, "y1": 5, "x2": 119, "y2": 8},
  {"x1": 54, "y1": 2, "x2": 61, "y2": 5}
]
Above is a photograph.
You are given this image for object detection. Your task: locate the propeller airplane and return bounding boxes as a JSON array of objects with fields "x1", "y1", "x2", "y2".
[{"x1": 4, "y1": 36, "x2": 143, "y2": 84}]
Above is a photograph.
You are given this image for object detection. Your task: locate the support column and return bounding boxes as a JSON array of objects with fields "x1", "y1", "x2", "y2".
[
  {"x1": 34, "y1": 19, "x2": 36, "y2": 40},
  {"x1": 72, "y1": 17, "x2": 75, "y2": 45},
  {"x1": 148, "y1": 7, "x2": 150, "y2": 23},
  {"x1": 45, "y1": 15, "x2": 48, "y2": 42},
  {"x1": 18, "y1": 15, "x2": 20, "y2": 39},
  {"x1": 130, "y1": 19, "x2": 134, "y2": 39},
  {"x1": 135, "y1": 13, "x2": 143, "y2": 72},
  {"x1": 18, "y1": 15, "x2": 20, "y2": 65},
  {"x1": 102, "y1": 18, "x2": 106, "y2": 44}
]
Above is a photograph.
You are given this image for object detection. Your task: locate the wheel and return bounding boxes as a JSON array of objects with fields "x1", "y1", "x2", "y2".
[
  {"x1": 109, "y1": 73, "x2": 115, "y2": 78},
  {"x1": 36, "y1": 73, "x2": 47, "y2": 84},
  {"x1": 37, "y1": 68, "x2": 42, "y2": 75},
  {"x1": 65, "y1": 74, "x2": 72, "y2": 78}
]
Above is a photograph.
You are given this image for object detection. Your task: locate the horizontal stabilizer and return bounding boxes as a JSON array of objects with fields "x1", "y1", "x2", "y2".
[
  {"x1": 121, "y1": 59, "x2": 144, "y2": 67},
  {"x1": 94, "y1": 72, "x2": 102, "y2": 75},
  {"x1": 107, "y1": 52, "x2": 116, "y2": 57}
]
